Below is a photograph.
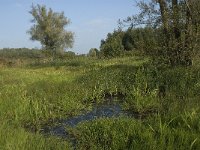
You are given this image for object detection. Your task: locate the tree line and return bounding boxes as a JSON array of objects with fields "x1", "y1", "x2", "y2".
[
  {"x1": 99, "y1": 27, "x2": 158, "y2": 57},
  {"x1": 4, "y1": 2, "x2": 198, "y2": 67},
  {"x1": 99, "y1": 0, "x2": 200, "y2": 67}
]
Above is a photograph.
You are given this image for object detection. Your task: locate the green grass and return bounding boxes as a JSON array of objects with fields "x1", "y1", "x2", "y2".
[
  {"x1": 1, "y1": 55, "x2": 200, "y2": 149},
  {"x1": 0, "y1": 123, "x2": 72, "y2": 150},
  {"x1": 75, "y1": 117, "x2": 200, "y2": 150}
]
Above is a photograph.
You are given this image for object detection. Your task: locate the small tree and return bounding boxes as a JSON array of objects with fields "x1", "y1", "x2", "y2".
[
  {"x1": 88, "y1": 48, "x2": 99, "y2": 58},
  {"x1": 100, "y1": 30, "x2": 124, "y2": 58},
  {"x1": 28, "y1": 4, "x2": 74, "y2": 58}
]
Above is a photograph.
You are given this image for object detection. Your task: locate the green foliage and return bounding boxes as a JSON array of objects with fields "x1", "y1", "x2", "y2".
[
  {"x1": 88, "y1": 48, "x2": 99, "y2": 58},
  {"x1": 76, "y1": 118, "x2": 153, "y2": 150},
  {"x1": 0, "y1": 123, "x2": 72, "y2": 150},
  {"x1": 0, "y1": 48, "x2": 45, "y2": 67},
  {"x1": 28, "y1": 4, "x2": 74, "y2": 57},
  {"x1": 123, "y1": 28, "x2": 158, "y2": 54},
  {"x1": 75, "y1": 117, "x2": 200, "y2": 150},
  {"x1": 1, "y1": 55, "x2": 200, "y2": 149},
  {"x1": 100, "y1": 30, "x2": 124, "y2": 58},
  {"x1": 122, "y1": 29, "x2": 135, "y2": 51},
  {"x1": 100, "y1": 27, "x2": 159, "y2": 58},
  {"x1": 0, "y1": 48, "x2": 43, "y2": 59},
  {"x1": 121, "y1": 0, "x2": 200, "y2": 66},
  {"x1": 125, "y1": 67, "x2": 159, "y2": 113}
]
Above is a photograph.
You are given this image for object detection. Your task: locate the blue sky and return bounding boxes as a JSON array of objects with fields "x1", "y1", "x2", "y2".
[{"x1": 0, "y1": 0, "x2": 138, "y2": 54}]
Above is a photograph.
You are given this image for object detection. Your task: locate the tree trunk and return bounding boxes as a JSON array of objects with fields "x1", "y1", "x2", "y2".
[
  {"x1": 157, "y1": 0, "x2": 169, "y2": 36},
  {"x1": 157, "y1": 0, "x2": 171, "y2": 64},
  {"x1": 184, "y1": 0, "x2": 193, "y2": 66},
  {"x1": 172, "y1": 0, "x2": 182, "y2": 66},
  {"x1": 172, "y1": 0, "x2": 181, "y2": 39}
]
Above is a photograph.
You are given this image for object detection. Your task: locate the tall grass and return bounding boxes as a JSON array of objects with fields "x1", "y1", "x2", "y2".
[
  {"x1": 1, "y1": 55, "x2": 200, "y2": 149},
  {"x1": 75, "y1": 116, "x2": 200, "y2": 150}
]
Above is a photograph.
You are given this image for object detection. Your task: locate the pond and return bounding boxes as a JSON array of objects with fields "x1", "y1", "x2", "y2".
[{"x1": 40, "y1": 99, "x2": 138, "y2": 139}]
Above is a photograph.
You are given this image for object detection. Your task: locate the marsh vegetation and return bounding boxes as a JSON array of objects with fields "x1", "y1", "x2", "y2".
[
  {"x1": 0, "y1": 52, "x2": 200, "y2": 149},
  {"x1": 1, "y1": 1, "x2": 200, "y2": 149}
]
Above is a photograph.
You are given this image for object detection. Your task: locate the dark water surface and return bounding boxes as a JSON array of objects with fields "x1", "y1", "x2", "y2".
[{"x1": 40, "y1": 101, "x2": 134, "y2": 138}]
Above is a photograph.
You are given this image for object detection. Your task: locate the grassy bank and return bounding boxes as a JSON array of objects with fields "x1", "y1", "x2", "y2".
[{"x1": 0, "y1": 56, "x2": 200, "y2": 149}]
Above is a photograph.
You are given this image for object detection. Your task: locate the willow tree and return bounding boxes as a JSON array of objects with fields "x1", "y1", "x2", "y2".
[
  {"x1": 121, "y1": 0, "x2": 200, "y2": 66},
  {"x1": 28, "y1": 4, "x2": 74, "y2": 58}
]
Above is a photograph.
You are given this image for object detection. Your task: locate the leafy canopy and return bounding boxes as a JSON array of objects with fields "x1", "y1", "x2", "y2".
[
  {"x1": 100, "y1": 30, "x2": 124, "y2": 58},
  {"x1": 28, "y1": 4, "x2": 74, "y2": 56},
  {"x1": 120, "y1": 0, "x2": 200, "y2": 66}
]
